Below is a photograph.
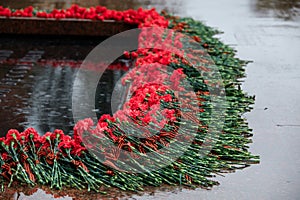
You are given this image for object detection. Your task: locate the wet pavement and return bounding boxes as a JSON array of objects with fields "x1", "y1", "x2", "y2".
[{"x1": 0, "y1": 0, "x2": 299, "y2": 199}]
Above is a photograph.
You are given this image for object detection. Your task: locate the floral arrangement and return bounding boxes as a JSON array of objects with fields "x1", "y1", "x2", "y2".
[
  {"x1": 0, "y1": 4, "x2": 259, "y2": 194},
  {"x1": 0, "y1": 5, "x2": 168, "y2": 27}
]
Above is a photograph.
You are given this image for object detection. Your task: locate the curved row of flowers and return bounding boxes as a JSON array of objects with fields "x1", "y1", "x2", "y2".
[{"x1": 0, "y1": 4, "x2": 258, "y2": 193}]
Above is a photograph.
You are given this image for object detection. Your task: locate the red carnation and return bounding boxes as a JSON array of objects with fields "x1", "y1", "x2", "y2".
[
  {"x1": 73, "y1": 118, "x2": 94, "y2": 143},
  {"x1": 51, "y1": 129, "x2": 65, "y2": 141},
  {"x1": 99, "y1": 114, "x2": 115, "y2": 123},
  {"x1": 123, "y1": 51, "x2": 131, "y2": 58},
  {"x1": 24, "y1": 128, "x2": 40, "y2": 142},
  {"x1": 6, "y1": 129, "x2": 20, "y2": 142},
  {"x1": 162, "y1": 94, "x2": 172, "y2": 102},
  {"x1": 1, "y1": 153, "x2": 9, "y2": 161}
]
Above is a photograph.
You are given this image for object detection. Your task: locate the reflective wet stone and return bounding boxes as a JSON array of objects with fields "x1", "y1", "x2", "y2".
[
  {"x1": 1, "y1": 77, "x2": 21, "y2": 82},
  {"x1": 2, "y1": 81, "x2": 18, "y2": 86},
  {"x1": 0, "y1": 88, "x2": 11, "y2": 93},
  {"x1": 9, "y1": 68, "x2": 29, "y2": 74},
  {"x1": 19, "y1": 58, "x2": 39, "y2": 62},
  {"x1": 23, "y1": 55, "x2": 42, "y2": 60},
  {"x1": 15, "y1": 64, "x2": 32, "y2": 70},
  {"x1": 0, "y1": 56, "x2": 7, "y2": 60},
  {"x1": 5, "y1": 73, "x2": 25, "y2": 78},
  {"x1": 28, "y1": 50, "x2": 45, "y2": 54},
  {"x1": 0, "y1": 50, "x2": 13, "y2": 54}
]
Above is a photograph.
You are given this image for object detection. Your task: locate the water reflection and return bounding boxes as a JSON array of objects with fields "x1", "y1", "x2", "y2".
[
  {"x1": 253, "y1": 0, "x2": 300, "y2": 20},
  {"x1": 0, "y1": 37, "x2": 127, "y2": 135},
  {"x1": 24, "y1": 66, "x2": 76, "y2": 134},
  {"x1": 0, "y1": 183, "x2": 185, "y2": 200}
]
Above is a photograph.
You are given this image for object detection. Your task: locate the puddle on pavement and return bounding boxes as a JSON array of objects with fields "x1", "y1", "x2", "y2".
[{"x1": 252, "y1": 0, "x2": 300, "y2": 20}]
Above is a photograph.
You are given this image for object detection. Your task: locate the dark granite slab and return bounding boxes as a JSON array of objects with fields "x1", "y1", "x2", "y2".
[{"x1": 0, "y1": 17, "x2": 136, "y2": 37}]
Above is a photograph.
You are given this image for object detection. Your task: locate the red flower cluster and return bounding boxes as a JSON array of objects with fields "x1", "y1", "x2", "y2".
[
  {"x1": 121, "y1": 27, "x2": 188, "y2": 93},
  {"x1": 121, "y1": 57, "x2": 186, "y2": 93},
  {"x1": 0, "y1": 6, "x2": 11, "y2": 17},
  {"x1": 114, "y1": 82, "x2": 177, "y2": 128},
  {"x1": 0, "y1": 128, "x2": 86, "y2": 158},
  {"x1": 0, "y1": 128, "x2": 88, "y2": 187},
  {"x1": 73, "y1": 115, "x2": 119, "y2": 145},
  {"x1": 0, "y1": 5, "x2": 169, "y2": 28},
  {"x1": 0, "y1": 6, "x2": 34, "y2": 17}
]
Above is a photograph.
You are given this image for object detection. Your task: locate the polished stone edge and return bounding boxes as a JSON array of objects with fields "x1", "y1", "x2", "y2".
[{"x1": 0, "y1": 17, "x2": 137, "y2": 37}]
